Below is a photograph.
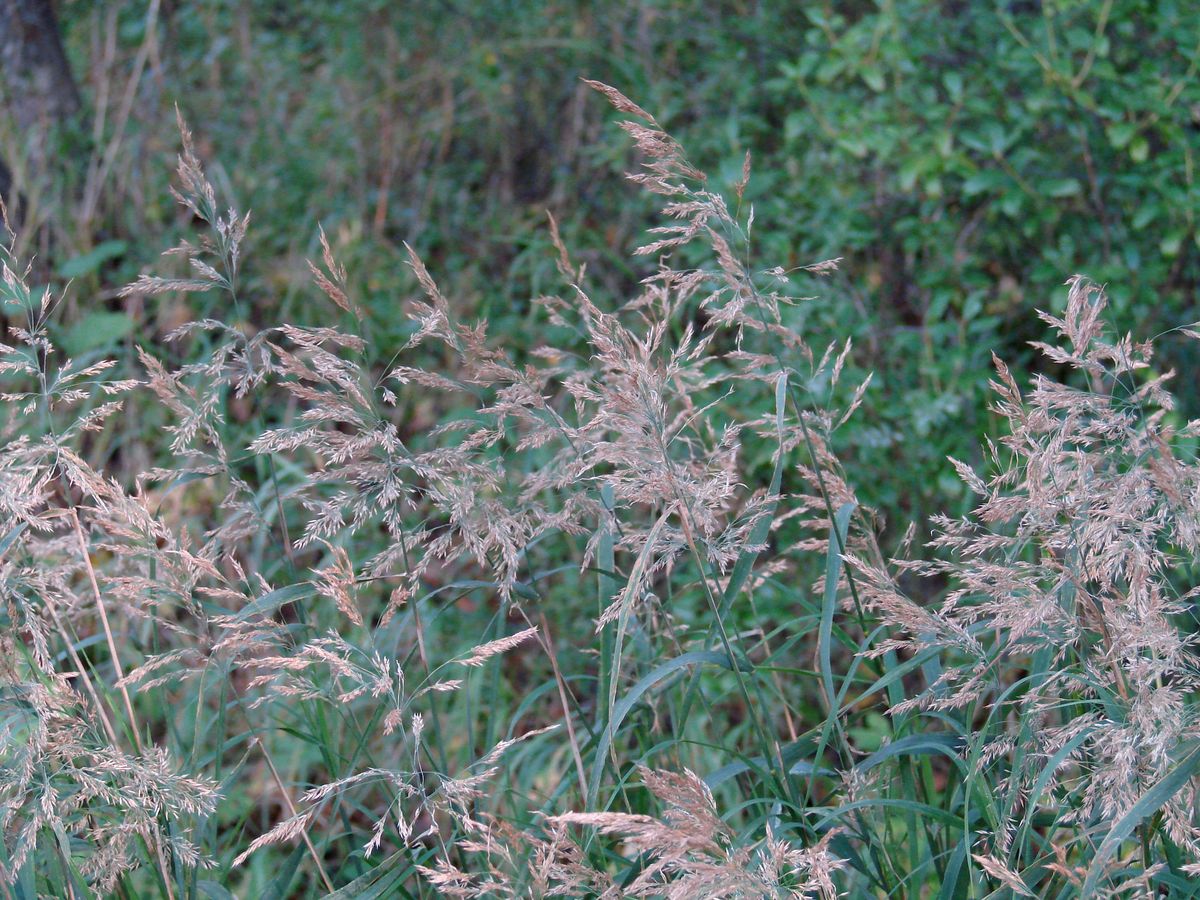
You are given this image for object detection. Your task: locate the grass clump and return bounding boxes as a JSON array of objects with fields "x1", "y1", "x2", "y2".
[{"x1": 2, "y1": 80, "x2": 1200, "y2": 899}]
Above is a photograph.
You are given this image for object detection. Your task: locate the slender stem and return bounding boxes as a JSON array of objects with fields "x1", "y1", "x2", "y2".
[
  {"x1": 68, "y1": 509, "x2": 178, "y2": 899},
  {"x1": 69, "y1": 507, "x2": 143, "y2": 755},
  {"x1": 537, "y1": 611, "x2": 588, "y2": 800},
  {"x1": 254, "y1": 737, "x2": 336, "y2": 894},
  {"x1": 41, "y1": 587, "x2": 120, "y2": 748}
]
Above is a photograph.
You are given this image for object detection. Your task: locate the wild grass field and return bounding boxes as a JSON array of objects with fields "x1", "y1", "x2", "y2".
[{"x1": 3, "y1": 2, "x2": 1200, "y2": 897}]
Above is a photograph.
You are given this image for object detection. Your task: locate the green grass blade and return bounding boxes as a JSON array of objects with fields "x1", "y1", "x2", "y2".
[
  {"x1": 588, "y1": 649, "x2": 743, "y2": 808},
  {"x1": 1082, "y1": 740, "x2": 1200, "y2": 896}
]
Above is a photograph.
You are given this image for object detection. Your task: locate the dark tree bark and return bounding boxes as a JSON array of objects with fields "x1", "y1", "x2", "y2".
[
  {"x1": 0, "y1": 155, "x2": 10, "y2": 205},
  {"x1": 0, "y1": 0, "x2": 81, "y2": 132},
  {"x1": 0, "y1": 0, "x2": 81, "y2": 221}
]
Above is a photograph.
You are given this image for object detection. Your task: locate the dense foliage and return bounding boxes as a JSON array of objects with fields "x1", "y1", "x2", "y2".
[{"x1": 0, "y1": 1, "x2": 1199, "y2": 897}]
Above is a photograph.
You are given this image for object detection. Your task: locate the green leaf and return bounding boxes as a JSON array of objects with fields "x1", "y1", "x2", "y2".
[
  {"x1": 998, "y1": 188, "x2": 1023, "y2": 218},
  {"x1": 983, "y1": 122, "x2": 1013, "y2": 155},
  {"x1": 604, "y1": 512, "x2": 669, "y2": 761},
  {"x1": 1044, "y1": 178, "x2": 1081, "y2": 198},
  {"x1": 234, "y1": 582, "x2": 312, "y2": 622},
  {"x1": 962, "y1": 169, "x2": 1005, "y2": 197},
  {"x1": 0, "y1": 521, "x2": 27, "y2": 561},
  {"x1": 819, "y1": 502, "x2": 855, "y2": 712},
  {"x1": 1013, "y1": 725, "x2": 1093, "y2": 850},
  {"x1": 942, "y1": 71, "x2": 963, "y2": 101},
  {"x1": 326, "y1": 851, "x2": 412, "y2": 899},
  {"x1": 61, "y1": 312, "x2": 133, "y2": 355},
  {"x1": 816, "y1": 56, "x2": 844, "y2": 84},
  {"x1": 817, "y1": 796, "x2": 964, "y2": 830},
  {"x1": 261, "y1": 844, "x2": 307, "y2": 900},
  {"x1": 936, "y1": 130, "x2": 954, "y2": 158},
  {"x1": 898, "y1": 158, "x2": 923, "y2": 192},
  {"x1": 937, "y1": 834, "x2": 970, "y2": 900},
  {"x1": 596, "y1": 482, "x2": 616, "y2": 730},
  {"x1": 856, "y1": 732, "x2": 966, "y2": 774},
  {"x1": 1105, "y1": 122, "x2": 1136, "y2": 150},
  {"x1": 847, "y1": 710, "x2": 890, "y2": 752},
  {"x1": 588, "y1": 649, "x2": 743, "y2": 808},
  {"x1": 1132, "y1": 204, "x2": 1159, "y2": 230},
  {"x1": 1130, "y1": 135, "x2": 1149, "y2": 163},
  {"x1": 1161, "y1": 230, "x2": 1185, "y2": 257},
  {"x1": 57, "y1": 240, "x2": 127, "y2": 279},
  {"x1": 836, "y1": 136, "x2": 869, "y2": 160},
  {"x1": 861, "y1": 65, "x2": 885, "y2": 92},
  {"x1": 705, "y1": 745, "x2": 834, "y2": 790},
  {"x1": 718, "y1": 372, "x2": 787, "y2": 620}
]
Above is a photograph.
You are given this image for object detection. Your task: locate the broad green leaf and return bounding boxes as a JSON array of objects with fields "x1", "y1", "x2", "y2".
[
  {"x1": 234, "y1": 582, "x2": 312, "y2": 622},
  {"x1": 1130, "y1": 135, "x2": 1149, "y2": 163},
  {"x1": 861, "y1": 65, "x2": 885, "y2": 92},
  {"x1": 61, "y1": 312, "x2": 134, "y2": 355},
  {"x1": 261, "y1": 843, "x2": 307, "y2": 900},
  {"x1": 57, "y1": 240, "x2": 127, "y2": 279},
  {"x1": 962, "y1": 169, "x2": 1006, "y2": 196},
  {"x1": 1161, "y1": 230, "x2": 1185, "y2": 257},
  {"x1": 1044, "y1": 178, "x2": 1081, "y2": 198},
  {"x1": 1105, "y1": 121, "x2": 1136, "y2": 150}
]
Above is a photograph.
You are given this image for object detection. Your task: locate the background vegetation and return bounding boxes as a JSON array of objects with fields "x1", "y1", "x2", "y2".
[
  {"x1": 2, "y1": 0, "x2": 1200, "y2": 896},
  {"x1": 18, "y1": 0, "x2": 1199, "y2": 524}
]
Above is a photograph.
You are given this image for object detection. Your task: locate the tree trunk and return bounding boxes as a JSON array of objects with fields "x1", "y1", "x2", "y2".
[
  {"x1": 0, "y1": 0, "x2": 80, "y2": 227},
  {"x1": 0, "y1": 0, "x2": 81, "y2": 133}
]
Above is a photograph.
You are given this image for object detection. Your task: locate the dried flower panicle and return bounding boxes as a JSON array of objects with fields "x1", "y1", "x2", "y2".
[
  {"x1": 851, "y1": 276, "x2": 1200, "y2": 878},
  {"x1": 0, "y1": 246, "x2": 219, "y2": 889}
]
